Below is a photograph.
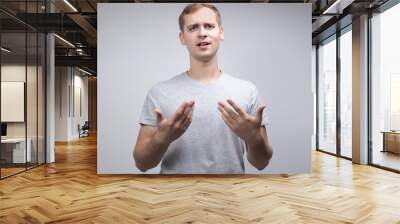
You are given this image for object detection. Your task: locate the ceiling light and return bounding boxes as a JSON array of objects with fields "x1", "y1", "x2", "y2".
[
  {"x1": 322, "y1": 0, "x2": 355, "y2": 15},
  {"x1": 1, "y1": 47, "x2": 11, "y2": 53},
  {"x1": 78, "y1": 67, "x2": 93, "y2": 76},
  {"x1": 63, "y1": 0, "x2": 78, "y2": 12},
  {"x1": 323, "y1": 0, "x2": 341, "y2": 14},
  {"x1": 54, "y1": 34, "x2": 75, "y2": 48}
]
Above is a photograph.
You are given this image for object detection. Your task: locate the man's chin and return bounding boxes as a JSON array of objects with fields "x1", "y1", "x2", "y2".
[{"x1": 192, "y1": 53, "x2": 217, "y2": 63}]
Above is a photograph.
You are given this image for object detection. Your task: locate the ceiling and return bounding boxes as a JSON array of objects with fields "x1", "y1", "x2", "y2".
[{"x1": 0, "y1": 0, "x2": 392, "y2": 75}]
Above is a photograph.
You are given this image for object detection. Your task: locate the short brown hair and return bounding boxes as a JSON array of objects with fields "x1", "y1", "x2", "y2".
[{"x1": 178, "y1": 3, "x2": 222, "y2": 32}]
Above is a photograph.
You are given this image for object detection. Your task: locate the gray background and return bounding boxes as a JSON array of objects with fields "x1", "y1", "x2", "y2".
[{"x1": 98, "y1": 3, "x2": 312, "y2": 174}]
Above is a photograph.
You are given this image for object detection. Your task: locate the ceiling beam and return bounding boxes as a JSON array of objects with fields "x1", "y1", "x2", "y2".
[
  {"x1": 55, "y1": 55, "x2": 96, "y2": 71},
  {"x1": 67, "y1": 13, "x2": 97, "y2": 46}
]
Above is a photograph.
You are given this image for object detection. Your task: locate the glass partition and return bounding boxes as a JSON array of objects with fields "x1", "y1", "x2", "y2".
[
  {"x1": 27, "y1": 31, "x2": 38, "y2": 169},
  {"x1": 1, "y1": 31, "x2": 28, "y2": 177},
  {"x1": 0, "y1": 1, "x2": 46, "y2": 179},
  {"x1": 317, "y1": 36, "x2": 337, "y2": 155}
]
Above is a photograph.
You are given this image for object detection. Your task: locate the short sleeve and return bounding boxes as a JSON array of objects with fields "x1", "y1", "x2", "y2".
[
  {"x1": 249, "y1": 85, "x2": 270, "y2": 126},
  {"x1": 139, "y1": 89, "x2": 160, "y2": 126}
]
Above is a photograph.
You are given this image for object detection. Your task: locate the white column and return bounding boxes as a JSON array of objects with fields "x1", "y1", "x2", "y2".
[
  {"x1": 46, "y1": 32, "x2": 55, "y2": 163},
  {"x1": 45, "y1": 0, "x2": 56, "y2": 163},
  {"x1": 352, "y1": 14, "x2": 369, "y2": 164}
]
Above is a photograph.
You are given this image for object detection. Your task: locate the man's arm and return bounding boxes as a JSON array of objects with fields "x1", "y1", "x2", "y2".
[
  {"x1": 245, "y1": 126, "x2": 273, "y2": 170},
  {"x1": 133, "y1": 125, "x2": 170, "y2": 172},
  {"x1": 133, "y1": 101, "x2": 195, "y2": 172},
  {"x1": 218, "y1": 99, "x2": 273, "y2": 171}
]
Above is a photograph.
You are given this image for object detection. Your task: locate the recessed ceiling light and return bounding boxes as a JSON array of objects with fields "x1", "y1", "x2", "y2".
[
  {"x1": 63, "y1": 0, "x2": 78, "y2": 12},
  {"x1": 54, "y1": 34, "x2": 75, "y2": 48},
  {"x1": 322, "y1": 0, "x2": 349, "y2": 15},
  {"x1": 78, "y1": 67, "x2": 93, "y2": 76},
  {"x1": 1, "y1": 47, "x2": 11, "y2": 53}
]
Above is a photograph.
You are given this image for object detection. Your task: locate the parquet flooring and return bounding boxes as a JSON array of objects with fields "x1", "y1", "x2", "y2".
[
  {"x1": 1, "y1": 167, "x2": 26, "y2": 178},
  {"x1": 1, "y1": 134, "x2": 400, "y2": 223}
]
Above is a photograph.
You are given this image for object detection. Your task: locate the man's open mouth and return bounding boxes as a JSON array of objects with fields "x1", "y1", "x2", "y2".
[{"x1": 197, "y1": 42, "x2": 211, "y2": 47}]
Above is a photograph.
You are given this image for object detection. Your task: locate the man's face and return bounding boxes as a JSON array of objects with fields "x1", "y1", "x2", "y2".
[{"x1": 179, "y1": 7, "x2": 224, "y2": 62}]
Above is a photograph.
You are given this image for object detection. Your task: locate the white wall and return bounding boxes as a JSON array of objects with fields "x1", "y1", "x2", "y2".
[
  {"x1": 55, "y1": 67, "x2": 89, "y2": 141},
  {"x1": 98, "y1": 3, "x2": 313, "y2": 174},
  {"x1": 55, "y1": 67, "x2": 69, "y2": 141},
  {"x1": 1, "y1": 66, "x2": 26, "y2": 127},
  {"x1": 72, "y1": 72, "x2": 89, "y2": 138},
  {"x1": 1, "y1": 65, "x2": 39, "y2": 138}
]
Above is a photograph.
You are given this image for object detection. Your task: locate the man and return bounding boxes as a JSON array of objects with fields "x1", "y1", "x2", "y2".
[{"x1": 133, "y1": 3, "x2": 273, "y2": 174}]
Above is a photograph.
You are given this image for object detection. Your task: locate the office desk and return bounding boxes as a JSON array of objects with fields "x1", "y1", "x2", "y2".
[
  {"x1": 1, "y1": 138, "x2": 31, "y2": 163},
  {"x1": 382, "y1": 131, "x2": 400, "y2": 154}
]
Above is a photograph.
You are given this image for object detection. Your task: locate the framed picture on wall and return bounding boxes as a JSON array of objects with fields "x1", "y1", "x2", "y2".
[{"x1": 1, "y1": 81, "x2": 25, "y2": 122}]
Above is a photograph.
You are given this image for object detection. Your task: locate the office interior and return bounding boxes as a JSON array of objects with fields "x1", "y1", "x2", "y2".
[{"x1": 0, "y1": 0, "x2": 399, "y2": 222}]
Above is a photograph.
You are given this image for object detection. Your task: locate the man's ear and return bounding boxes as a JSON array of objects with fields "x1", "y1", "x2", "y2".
[
  {"x1": 220, "y1": 26, "x2": 225, "y2": 41},
  {"x1": 179, "y1": 32, "x2": 186, "y2": 45}
]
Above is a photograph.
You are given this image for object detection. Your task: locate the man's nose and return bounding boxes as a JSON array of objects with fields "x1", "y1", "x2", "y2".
[{"x1": 198, "y1": 26, "x2": 207, "y2": 38}]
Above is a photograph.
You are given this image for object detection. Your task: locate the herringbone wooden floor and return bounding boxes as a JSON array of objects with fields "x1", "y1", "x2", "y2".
[{"x1": 1, "y1": 134, "x2": 400, "y2": 224}]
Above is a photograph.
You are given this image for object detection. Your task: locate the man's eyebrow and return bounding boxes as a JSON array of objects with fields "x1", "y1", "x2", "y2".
[
  {"x1": 186, "y1": 22, "x2": 215, "y2": 28},
  {"x1": 186, "y1": 23, "x2": 198, "y2": 28}
]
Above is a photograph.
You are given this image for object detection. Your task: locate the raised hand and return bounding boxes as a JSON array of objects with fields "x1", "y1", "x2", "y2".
[
  {"x1": 153, "y1": 101, "x2": 195, "y2": 145},
  {"x1": 217, "y1": 99, "x2": 265, "y2": 142}
]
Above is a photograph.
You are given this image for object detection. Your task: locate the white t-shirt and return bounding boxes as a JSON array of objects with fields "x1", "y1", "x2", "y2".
[{"x1": 139, "y1": 72, "x2": 269, "y2": 174}]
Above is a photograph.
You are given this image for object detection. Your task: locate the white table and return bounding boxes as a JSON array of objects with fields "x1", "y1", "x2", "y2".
[{"x1": 1, "y1": 138, "x2": 31, "y2": 163}]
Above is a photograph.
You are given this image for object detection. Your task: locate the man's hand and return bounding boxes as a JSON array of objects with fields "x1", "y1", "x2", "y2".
[
  {"x1": 217, "y1": 99, "x2": 265, "y2": 142},
  {"x1": 218, "y1": 99, "x2": 272, "y2": 170},
  {"x1": 153, "y1": 101, "x2": 195, "y2": 146}
]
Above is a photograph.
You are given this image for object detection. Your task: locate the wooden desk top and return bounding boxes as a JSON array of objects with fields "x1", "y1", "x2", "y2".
[{"x1": 381, "y1": 131, "x2": 400, "y2": 134}]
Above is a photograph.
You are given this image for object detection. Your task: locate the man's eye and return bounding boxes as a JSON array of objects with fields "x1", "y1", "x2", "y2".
[
  {"x1": 205, "y1": 24, "x2": 214, "y2": 29},
  {"x1": 188, "y1": 26, "x2": 197, "y2": 32}
]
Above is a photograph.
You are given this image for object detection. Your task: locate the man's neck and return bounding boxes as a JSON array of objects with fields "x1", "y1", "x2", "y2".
[{"x1": 187, "y1": 56, "x2": 221, "y2": 84}]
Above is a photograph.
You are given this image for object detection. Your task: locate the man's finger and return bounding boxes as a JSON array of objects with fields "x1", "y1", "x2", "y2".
[
  {"x1": 256, "y1": 105, "x2": 266, "y2": 123},
  {"x1": 218, "y1": 101, "x2": 239, "y2": 120},
  {"x1": 154, "y1": 108, "x2": 164, "y2": 124},
  {"x1": 175, "y1": 103, "x2": 191, "y2": 124},
  {"x1": 227, "y1": 99, "x2": 246, "y2": 117},
  {"x1": 171, "y1": 101, "x2": 190, "y2": 123},
  {"x1": 219, "y1": 110, "x2": 234, "y2": 129},
  {"x1": 218, "y1": 105, "x2": 235, "y2": 125},
  {"x1": 177, "y1": 102, "x2": 195, "y2": 127},
  {"x1": 172, "y1": 101, "x2": 195, "y2": 124},
  {"x1": 182, "y1": 109, "x2": 194, "y2": 129}
]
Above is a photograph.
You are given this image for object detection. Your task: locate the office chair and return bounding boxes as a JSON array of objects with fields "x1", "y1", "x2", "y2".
[{"x1": 79, "y1": 121, "x2": 90, "y2": 138}]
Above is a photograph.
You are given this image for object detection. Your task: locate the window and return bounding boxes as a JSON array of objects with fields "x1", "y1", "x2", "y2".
[
  {"x1": 371, "y1": 2, "x2": 400, "y2": 171},
  {"x1": 318, "y1": 36, "x2": 337, "y2": 155},
  {"x1": 340, "y1": 28, "x2": 352, "y2": 158}
]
